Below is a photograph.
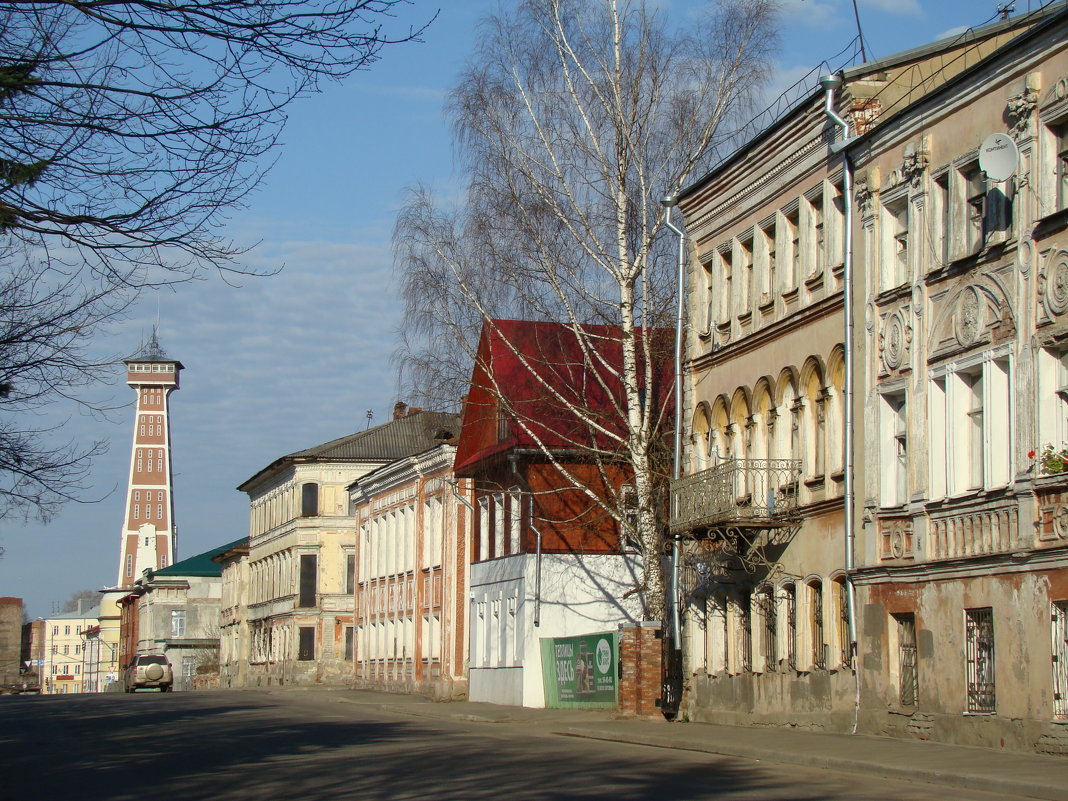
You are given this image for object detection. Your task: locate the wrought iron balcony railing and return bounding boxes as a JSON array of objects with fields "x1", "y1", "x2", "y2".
[{"x1": 669, "y1": 458, "x2": 802, "y2": 534}]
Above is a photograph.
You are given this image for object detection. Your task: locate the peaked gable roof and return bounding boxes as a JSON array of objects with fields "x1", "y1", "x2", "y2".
[
  {"x1": 454, "y1": 319, "x2": 672, "y2": 475},
  {"x1": 238, "y1": 410, "x2": 460, "y2": 491}
]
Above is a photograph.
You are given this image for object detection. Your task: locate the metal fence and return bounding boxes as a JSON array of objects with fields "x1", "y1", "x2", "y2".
[
  {"x1": 965, "y1": 608, "x2": 995, "y2": 713},
  {"x1": 670, "y1": 459, "x2": 802, "y2": 534}
]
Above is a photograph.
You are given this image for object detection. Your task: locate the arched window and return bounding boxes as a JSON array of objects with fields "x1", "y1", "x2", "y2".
[
  {"x1": 691, "y1": 405, "x2": 712, "y2": 472},
  {"x1": 301, "y1": 482, "x2": 319, "y2": 517}
]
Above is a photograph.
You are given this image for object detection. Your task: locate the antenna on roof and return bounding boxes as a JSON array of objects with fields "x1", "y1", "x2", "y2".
[
  {"x1": 365, "y1": 409, "x2": 373, "y2": 430},
  {"x1": 996, "y1": 2, "x2": 1015, "y2": 20},
  {"x1": 850, "y1": 0, "x2": 869, "y2": 63}
]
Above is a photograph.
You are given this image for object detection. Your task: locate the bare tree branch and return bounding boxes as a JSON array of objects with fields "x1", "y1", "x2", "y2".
[{"x1": 394, "y1": 0, "x2": 777, "y2": 618}]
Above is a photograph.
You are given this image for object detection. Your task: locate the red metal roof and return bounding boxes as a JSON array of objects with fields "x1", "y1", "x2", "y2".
[{"x1": 454, "y1": 319, "x2": 672, "y2": 475}]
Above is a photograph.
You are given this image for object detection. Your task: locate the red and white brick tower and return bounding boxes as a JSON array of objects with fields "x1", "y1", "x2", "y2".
[{"x1": 116, "y1": 330, "x2": 183, "y2": 586}]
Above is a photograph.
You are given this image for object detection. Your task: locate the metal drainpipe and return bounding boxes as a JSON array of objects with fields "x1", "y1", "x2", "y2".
[
  {"x1": 663, "y1": 198, "x2": 685, "y2": 650},
  {"x1": 820, "y1": 73, "x2": 860, "y2": 734}
]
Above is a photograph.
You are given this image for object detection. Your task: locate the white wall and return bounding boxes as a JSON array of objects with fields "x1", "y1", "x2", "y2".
[{"x1": 469, "y1": 552, "x2": 642, "y2": 707}]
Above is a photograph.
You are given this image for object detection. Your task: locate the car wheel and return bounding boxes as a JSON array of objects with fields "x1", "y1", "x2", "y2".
[{"x1": 160, "y1": 685, "x2": 170, "y2": 693}]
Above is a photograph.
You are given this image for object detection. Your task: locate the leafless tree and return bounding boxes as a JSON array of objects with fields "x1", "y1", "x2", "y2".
[
  {"x1": 0, "y1": 1, "x2": 428, "y2": 521},
  {"x1": 394, "y1": 0, "x2": 777, "y2": 619}
]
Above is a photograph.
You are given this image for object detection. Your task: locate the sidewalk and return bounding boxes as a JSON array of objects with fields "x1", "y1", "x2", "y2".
[{"x1": 323, "y1": 689, "x2": 1068, "y2": 801}]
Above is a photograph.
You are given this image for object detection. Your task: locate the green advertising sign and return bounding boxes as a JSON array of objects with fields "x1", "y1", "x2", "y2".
[{"x1": 540, "y1": 631, "x2": 618, "y2": 708}]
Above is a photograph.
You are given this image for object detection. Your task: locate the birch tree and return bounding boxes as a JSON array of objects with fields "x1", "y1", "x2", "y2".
[{"x1": 395, "y1": 0, "x2": 776, "y2": 619}]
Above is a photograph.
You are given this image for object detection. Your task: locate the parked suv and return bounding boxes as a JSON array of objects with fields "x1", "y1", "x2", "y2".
[{"x1": 124, "y1": 654, "x2": 173, "y2": 693}]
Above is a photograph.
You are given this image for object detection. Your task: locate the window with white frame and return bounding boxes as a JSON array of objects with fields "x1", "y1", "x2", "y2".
[
  {"x1": 758, "y1": 586, "x2": 777, "y2": 672},
  {"x1": 508, "y1": 487, "x2": 522, "y2": 555},
  {"x1": 929, "y1": 352, "x2": 1011, "y2": 497},
  {"x1": 478, "y1": 496, "x2": 490, "y2": 561},
  {"x1": 882, "y1": 195, "x2": 909, "y2": 291},
  {"x1": 879, "y1": 388, "x2": 908, "y2": 507},
  {"x1": 493, "y1": 492, "x2": 504, "y2": 558},
  {"x1": 1037, "y1": 347, "x2": 1068, "y2": 455},
  {"x1": 170, "y1": 609, "x2": 185, "y2": 638}
]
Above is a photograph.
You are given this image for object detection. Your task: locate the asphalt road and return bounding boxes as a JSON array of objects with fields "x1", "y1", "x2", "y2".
[{"x1": 0, "y1": 690, "x2": 1028, "y2": 800}]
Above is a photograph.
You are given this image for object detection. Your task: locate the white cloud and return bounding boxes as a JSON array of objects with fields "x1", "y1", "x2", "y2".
[{"x1": 934, "y1": 24, "x2": 970, "y2": 42}]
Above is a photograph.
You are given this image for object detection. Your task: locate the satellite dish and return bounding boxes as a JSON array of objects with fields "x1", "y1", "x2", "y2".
[{"x1": 979, "y1": 133, "x2": 1019, "y2": 182}]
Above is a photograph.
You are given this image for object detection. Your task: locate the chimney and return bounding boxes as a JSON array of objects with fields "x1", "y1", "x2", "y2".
[
  {"x1": 393, "y1": 401, "x2": 408, "y2": 420},
  {"x1": 407, "y1": 406, "x2": 423, "y2": 417}
]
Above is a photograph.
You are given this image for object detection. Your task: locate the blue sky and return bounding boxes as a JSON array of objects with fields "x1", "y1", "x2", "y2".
[{"x1": 0, "y1": 0, "x2": 1040, "y2": 617}]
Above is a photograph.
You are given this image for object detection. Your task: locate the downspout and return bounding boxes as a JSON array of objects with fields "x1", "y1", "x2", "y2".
[
  {"x1": 820, "y1": 73, "x2": 860, "y2": 734},
  {"x1": 663, "y1": 197, "x2": 685, "y2": 650}
]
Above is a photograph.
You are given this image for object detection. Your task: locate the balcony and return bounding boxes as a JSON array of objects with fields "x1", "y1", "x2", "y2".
[{"x1": 669, "y1": 459, "x2": 802, "y2": 535}]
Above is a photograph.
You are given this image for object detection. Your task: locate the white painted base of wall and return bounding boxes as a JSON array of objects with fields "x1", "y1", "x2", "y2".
[{"x1": 468, "y1": 552, "x2": 642, "y2": 707}]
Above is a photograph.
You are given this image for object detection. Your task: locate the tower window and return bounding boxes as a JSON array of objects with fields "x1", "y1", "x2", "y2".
[{"x1": 301, "y1": 483, "x2": 319, "y2": 517}]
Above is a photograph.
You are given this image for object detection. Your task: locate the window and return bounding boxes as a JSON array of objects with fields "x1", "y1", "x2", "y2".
[
  {"x1": 497, "y1": 403, "x2": 510, "y2": 442},
  {"x1": 508, "y1": 488, "x2": 522, "y2": 555},
  {"x1": 760, "y1": 587, "x2": 777, "y2": 672},
  {"x1": 63, "y1": 644, "x2": 69, "y2": 655},
  {"x1": 126, "y1": 554, "x2": 133, "y2": 577},
  {"x1": 1054, "y1": 601, "x2": 1068, "y2": 719},
  {"x1": 737, "y1": 236, "x2": 753, "y2": 319},
  {"x1": 52, "y1": 625, "x2": 58, "y2": 636},
  {"x1": 298, "y1": 626, "x2": 315, "y2": 661},
  {"x1": 170, "y1": 609, "x2": 185, "y2": 638},
  {"x1": 301, "y1": 483, "x2": 319, "y2": 517},
  {"x1": 1056, "y1": 123, "x2": 1068, "y2": 212},
  {"x1": 737, "y1": 590, "x2": 752, "y2": 673},
  {"x1": 344, "y1": 626, "x2": 354, "y2": 660},
  {"x1": 346, "y1": 553, "x2": 356, "y2": 596},
  {"x1": 478, "y1": 496, "x2": 490, "y2": 561},
  {"x1": 894, "y1": 613, "x2": 918, "y2": 706},
  {"x1": 963, "y1": 164, "x2": 986, "y2": 256},
  {"x1": 883, "y1": 197, "x2": 909, "y2": 290},
  {"x1": 965, "y1": 607, "x2": 995, "y2": 713},
  {"x1": 783, "y1": 584, "x2": 797, "y2": 671},
  {"x1": 698, "y1": 259, "x2": 714, "y2": 336},
  {"x1": 930, "y1": 353, "x2": 1011, "y2": 497},
  {"x1": 879, "y1": 390, "x2": 908, "y2": 507},
  {"x1": 810, "y1": 581, "x2": 825, "y2": 670},
  {"x1": 758, "y1": 219, "x2": 776, "y2": 304},
  {"x1": 717, "y1": 246, "x2": 733, "y2": 328},
  {"x1": 1037, "y1": 348, "x2": 1068, "y2": 454},
  {"x1": 834, "y1": 577, "x2": 852, "y2": 668},
  {"x1": 493, "y1": 492, "x2": 504, "y2": 558},
  {"x1": 298, "y1": 554, "x2": 317, "y2": 608}
]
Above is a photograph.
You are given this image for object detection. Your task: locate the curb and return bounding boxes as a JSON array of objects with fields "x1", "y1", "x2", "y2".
[{"x1": 557, "y1": 726, "x2": 1068, "y2": 801}]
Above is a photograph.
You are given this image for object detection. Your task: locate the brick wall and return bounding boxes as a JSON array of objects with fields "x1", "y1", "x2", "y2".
[{"x1": 617, "y1": 623, "x2": 662, "y2": 718}]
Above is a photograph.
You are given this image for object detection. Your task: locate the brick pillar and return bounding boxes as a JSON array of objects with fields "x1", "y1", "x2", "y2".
[{"x1": 617, "y1": 622, "x2": 663, "y2": 718}]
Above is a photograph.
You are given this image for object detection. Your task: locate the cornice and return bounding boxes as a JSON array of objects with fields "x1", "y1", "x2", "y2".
[{"x1": 687, "y1": 290, "x2": 844, "y2": 372}]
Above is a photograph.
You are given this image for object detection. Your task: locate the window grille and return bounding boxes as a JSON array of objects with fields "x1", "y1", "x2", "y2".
[
  {"x1": 895, "y1": 613, "x2": 918, "y2": 706},
  {"x1": 761, "y1": 589, "x2": 777, "y2": 672},
  {"x1": 783, "y1": 585, "x2": 797, "y2": 671},
  {"x1": 1054, "y1": 602, "x2": 1068, "y2": 719},
  {"x1": 965, "y1": 607, "x2": 995, "y2": 713},
  {"x1": 811, "y1": 583, "x2": 825, "y2": 670},
  {"x1": 739, "y1": 591, "x2": 752, "y2": 673},
  {"x1": 837, "y1": 581, "x2": 851, "y2": 667}
]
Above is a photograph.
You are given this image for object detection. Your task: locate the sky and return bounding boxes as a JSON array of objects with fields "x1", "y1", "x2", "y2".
[{"x1": 0, "y1": 0, "x2": 1050, "y2": 618}]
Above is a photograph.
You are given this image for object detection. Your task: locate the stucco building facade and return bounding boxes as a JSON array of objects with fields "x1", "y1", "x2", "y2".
[
  {"x1": 236, "y1": 405, "x2": 461, "y2": 687},
  {"x1": 671, "y1": 10, "x2": 1053, "y2": 736},
  {"x1": 851, "y1": 8, "x2": 1068, "y2": 753}
]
